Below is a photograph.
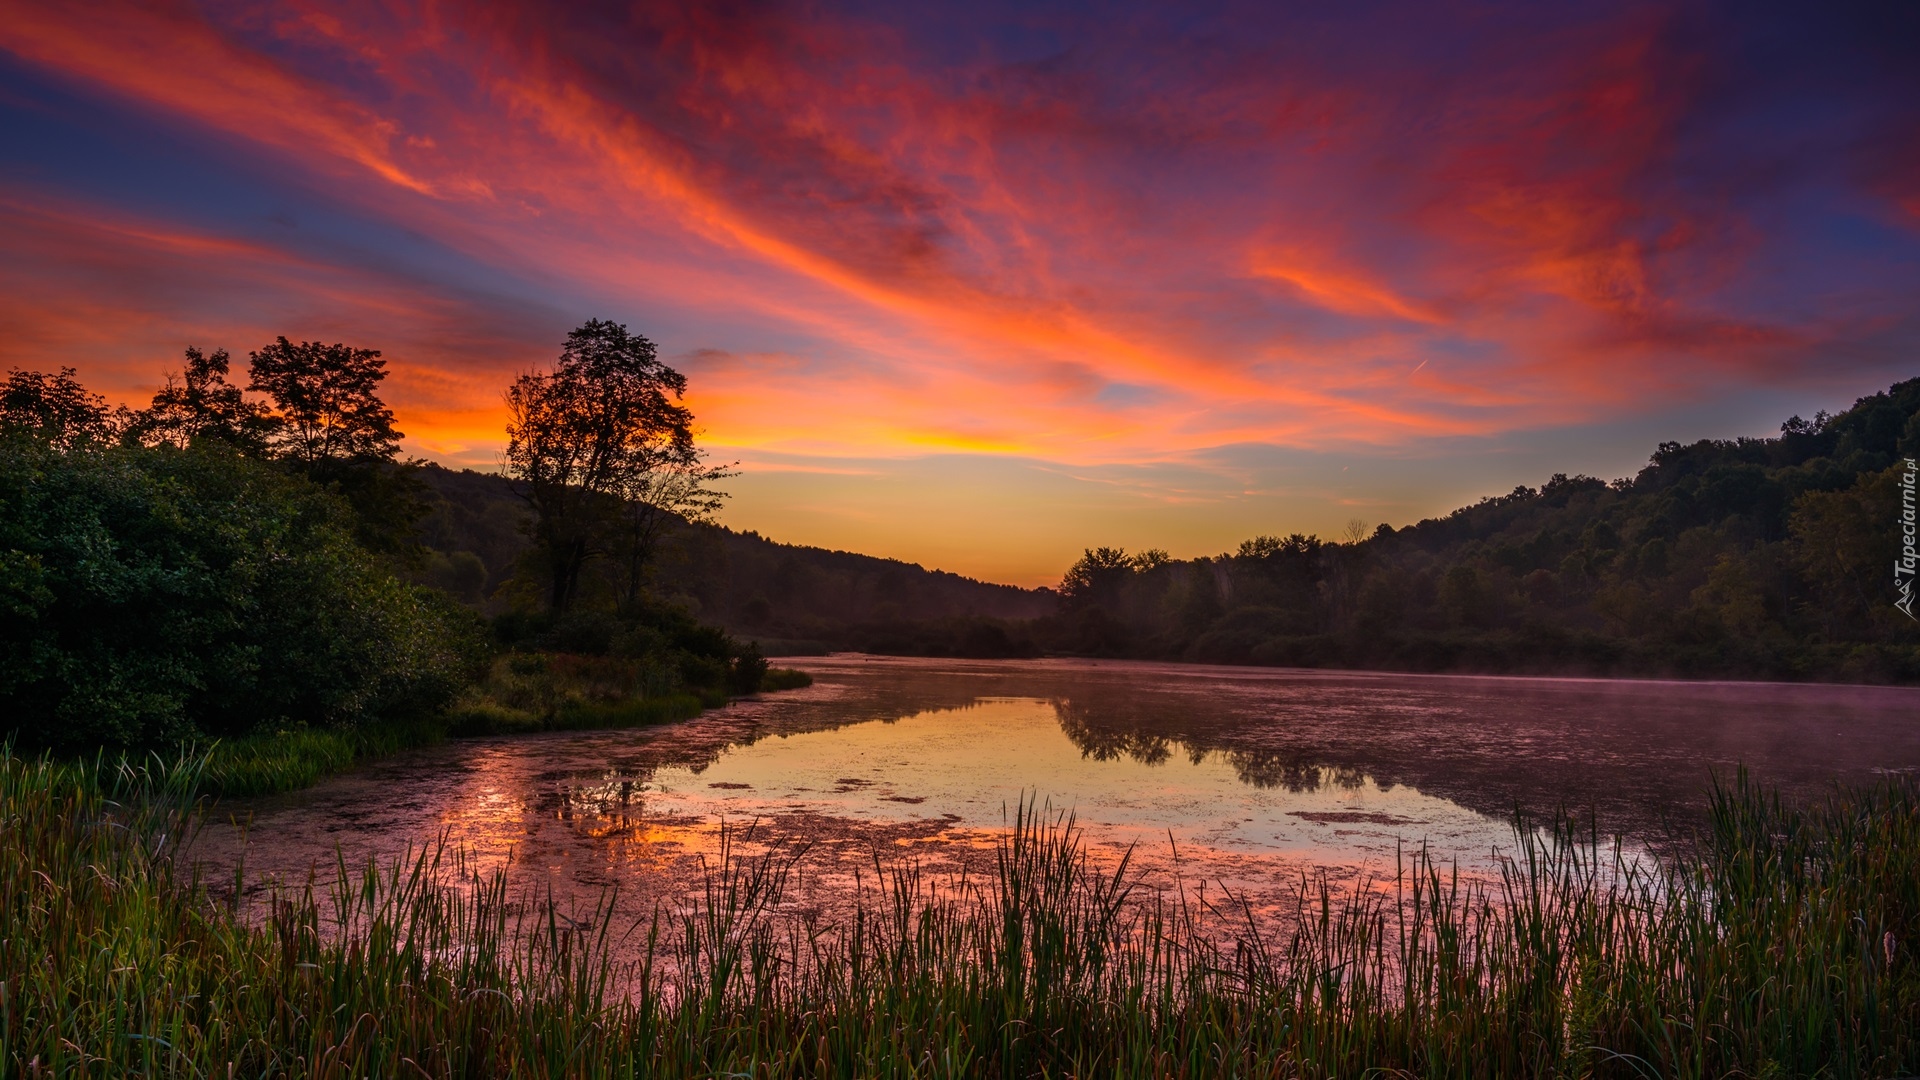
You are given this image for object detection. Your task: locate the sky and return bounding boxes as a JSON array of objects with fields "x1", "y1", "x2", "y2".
[{"x1": 2, "y1": 1, "x2": 1917, "y2": 586}]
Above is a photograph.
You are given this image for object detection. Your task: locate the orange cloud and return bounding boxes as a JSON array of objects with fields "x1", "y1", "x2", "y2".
[{"x1": 0, "y1": 0, "x2": 1913, "y2": 561}]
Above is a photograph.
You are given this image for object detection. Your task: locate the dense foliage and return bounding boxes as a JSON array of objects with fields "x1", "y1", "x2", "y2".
[
  {"x1": 0, "y1": 436, "x2": 480, "y2": 750},
  {"x1": 0, "y1": 322, "x2": 778, "y2": 761},
  {"x1": 1033, "y1": 377, "x2": 1920, "y2": 680}
]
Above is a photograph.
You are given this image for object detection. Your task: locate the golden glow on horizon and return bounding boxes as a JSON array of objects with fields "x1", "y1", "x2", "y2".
[{"x1": 0, "y1": 1, "x2": 1913, "y2": 583}]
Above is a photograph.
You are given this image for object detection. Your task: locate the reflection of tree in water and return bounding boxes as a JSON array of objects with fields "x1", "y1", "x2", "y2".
[
  {"x1": 543, "y1": 677, "x2": 1005, "y2": 825},
  {"x1": 1222, "y1": 752, "x2": 1368, "y2": 794},
  {"x1": 540, "y1": 771, "x2": 662, "y2": 835},
  {"x1": 1052, "y1": 695, "x2": 1361, "y2": 793},
  {"x1": 1055, "y1": 700, "x2": 1178, "y2": 767}
]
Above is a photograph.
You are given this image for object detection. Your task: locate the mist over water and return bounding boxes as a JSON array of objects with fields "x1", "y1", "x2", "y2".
[{"x1": 199, "y1": 657, "x2": 1920, "y2": 932}]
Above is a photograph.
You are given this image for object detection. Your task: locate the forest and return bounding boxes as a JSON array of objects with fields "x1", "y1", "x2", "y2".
[
  {"x1": 0, "y1": 323, "x2": 783, "y2": 773},
  {"x1": 412, "y1": 372, "x2": 1912, "y2": 672},
  {"x1": 6, "y1": 336, "x2": 1916, "y2": 769},
  {"x1": 1026, "y1": 377, "x2": 1920, "y2": 681},
  {"x1": 410, "y1": 375, "x2": 1920, "y2": 682}
]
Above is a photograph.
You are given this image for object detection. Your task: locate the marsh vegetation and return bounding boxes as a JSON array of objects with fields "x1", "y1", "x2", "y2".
[{"x1": 3, "y1": 750, "x2": 1913, "y2": 1078}]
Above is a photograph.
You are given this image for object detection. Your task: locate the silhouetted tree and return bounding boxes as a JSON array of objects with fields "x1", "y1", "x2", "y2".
[
  {"x1": 0, "y1": 367, "x2": 120, "y2": 448},
  {"x1": 611, "y1": 450, "x2": 735, "y2": 609},
  {"x1": 248, "y1": 337, "x2": 423, "y2": 554},
  {"x1": 1060, "y1": 547, "x2": 1136, "y2": 611},
  {"x1": 1234, "y1": 533, "x2": 1325, "y2": 617},
  {"x1": 127, "y1": 347, "x2": 273, "y2": 454},
  {"x1": 248, "y1": 337, "x2": 401, "y2": 473},
  {"x1": 505, "y1": 319, "x2": 706, "y2": 613}
]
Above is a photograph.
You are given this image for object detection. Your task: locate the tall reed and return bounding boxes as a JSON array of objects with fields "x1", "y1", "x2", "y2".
[{"x1": 1, "y1": 748, "x2": 1912, "y2": 1077}]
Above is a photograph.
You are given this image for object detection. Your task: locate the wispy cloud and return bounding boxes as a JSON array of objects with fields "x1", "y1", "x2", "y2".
[{"x1": 2, "y1": 0, "x2": 1917, "y2": 578}]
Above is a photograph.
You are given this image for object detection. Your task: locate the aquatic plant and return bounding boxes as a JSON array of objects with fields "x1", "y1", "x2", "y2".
[
  {"x1": 760, "y1": 667, "x2": 815, "y2": 691},
  {"x1": 195, "y1": 719, "x2": 451, "y2": 797},
  {"x1": 191, "y1": 657, "x2": 811, "y2": 798},
  {"x1": 1, "y1": 749, "x2": 1913, "y2": 1077}
]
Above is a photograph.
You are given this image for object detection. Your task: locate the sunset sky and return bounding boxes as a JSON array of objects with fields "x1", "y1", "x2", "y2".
[{"x1": 3, "y1": 1, "x2": 1917, "y2": 586}]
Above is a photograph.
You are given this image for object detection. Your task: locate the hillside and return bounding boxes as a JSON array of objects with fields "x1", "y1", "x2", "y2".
[
  {"x1": 1031, "y1": 376, "x2": 1920, "y2": 681},
  {"x1": 414, "y1": 375, "x2": 1919, "y2": 680},
  {"x1": 410, "y1": 465, "x2": 1055, "y2": 653}
]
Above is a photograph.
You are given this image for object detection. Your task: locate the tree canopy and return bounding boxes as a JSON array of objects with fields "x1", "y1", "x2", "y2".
[
  {"x1": 0, "y1": 433, "x2": 478, "y2": 750},
  {"x1": 125, "y1": 347, "x2": 275, "y2": 454},
  {"x1": 247, "y1": 337, "x2": 402, "y2": 474},
  {"x1": 505, "y1": 319, "x2": 724, "y2": 612},
  {"x1": 0, "y1": 367, "x2": 120, "y2": 448}
]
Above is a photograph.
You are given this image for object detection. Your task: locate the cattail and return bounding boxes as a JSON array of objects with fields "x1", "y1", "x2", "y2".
[{"x1": 1887, "y1": 930, "x2": 1899, "y2": 969}]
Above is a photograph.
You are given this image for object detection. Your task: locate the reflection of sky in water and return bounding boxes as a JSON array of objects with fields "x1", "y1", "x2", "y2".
[
  {"x1": 194, "y1": 656, "x2": 1920, "y2": 943},
  {"x1": 631, "y1": 698, "x2": 1508, "y2": 872}
]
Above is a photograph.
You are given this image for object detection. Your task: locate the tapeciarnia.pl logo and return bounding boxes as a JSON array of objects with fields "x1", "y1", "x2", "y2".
[{"x1": 1899, "y1": 457, "x2": 1917, "y2": 620}]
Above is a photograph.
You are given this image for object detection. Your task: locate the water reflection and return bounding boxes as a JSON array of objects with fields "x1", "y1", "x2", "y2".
[
  {"x1": 1062, "y1": 699, "x2": 1375, "y2": 794},
  {"x1": 196, "y1": 656, "x2": 1920, "y2": 939},
  {"x1": 612, "y1": 698, "x2": 1497, "y2": 864}
]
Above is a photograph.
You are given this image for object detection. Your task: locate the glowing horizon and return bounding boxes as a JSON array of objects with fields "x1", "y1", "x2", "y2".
[{"x1": 2, "y1": 2, "x2": 1916, "y2": 587}]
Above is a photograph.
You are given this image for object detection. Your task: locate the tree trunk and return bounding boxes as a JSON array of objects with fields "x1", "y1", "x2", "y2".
[{"x1": 548, "y1": 534, "x2": 588, "y2": 613}]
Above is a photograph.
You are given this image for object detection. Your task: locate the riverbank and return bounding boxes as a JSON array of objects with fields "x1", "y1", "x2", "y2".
[
  {"x1": 3, "y1": 750, "x2": 1913, "y2": 1077},
  {"x1": 197, "y1": 661, "x2": 814, "y2": 797}
]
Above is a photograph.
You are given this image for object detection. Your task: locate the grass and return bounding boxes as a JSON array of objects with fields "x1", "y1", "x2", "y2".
[
  {"x1": 199, "y1": 719, "x2": 446, "y2": 797},
  {"x1": 196, "y1": 655, "x2": 813, "y2": 798},
  {"x1": 762, "y1": 666, "x2": 814, "y2": 691},
  {"x1": 1, "y1": 749, "x2": 1914, "y2": 1078},
  {"x1": 441, "y1": 652, "x2": 706, "y2": 736}
]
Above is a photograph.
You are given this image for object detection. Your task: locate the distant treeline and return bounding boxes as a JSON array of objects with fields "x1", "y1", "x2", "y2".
[
  {"x1": 1027, "y1": 376, "x2": 1920, "y2": 681},
  {"x1": 413, "y1": 377, "x2": 1920, "y2": 681}
]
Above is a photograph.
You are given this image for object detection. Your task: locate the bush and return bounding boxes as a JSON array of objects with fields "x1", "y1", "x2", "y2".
[
  {"x1": 0, "y1": 437, "x2": 483, "y2": 750},
  {"x1": 727, "y1": 640, "x2": 768, "y2": 694},
  {"x1": 542, "y1": 610, "x2": 621, "y2": 655}
]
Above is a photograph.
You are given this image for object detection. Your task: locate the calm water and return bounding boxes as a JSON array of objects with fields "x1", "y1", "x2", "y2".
[{"x1": 198, "y1": 657, "x2": 1920, "y2": 925}]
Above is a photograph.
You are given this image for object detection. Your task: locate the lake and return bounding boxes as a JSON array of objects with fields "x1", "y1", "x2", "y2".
[{"x1": 199, "y1": 656, "x2": 1920, "y2": 929}]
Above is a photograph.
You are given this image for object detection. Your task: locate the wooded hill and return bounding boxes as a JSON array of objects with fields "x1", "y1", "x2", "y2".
[
  {"x1": 417, "y1": 374, "x2": 1920, "y2": 681},
  {"x1": 1029, "y1": 375, "x2": 1920, "y2": 681},
  {"x1": 411, "y1": 465, "x2": 1055, "y2": 655}
]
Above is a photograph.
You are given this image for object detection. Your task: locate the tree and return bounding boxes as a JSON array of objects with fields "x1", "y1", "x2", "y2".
[
  {"x1": 1130, "y1": 548, "x2": 1172, "y2": 572},
  {"x1": 504, "y1": 319, "x2": 713, "y2": 613},
  {"x1": 610, "y1": 450, "x2": 735, "y2": 609},
  {"x1": 1060, "y1": 547, "x2": 1136, "y2": 611},
  {"x1": 0, "y1": 367, "x2": 120, "y2": 448},
  {"x1": 1790, "y1": 467, "x2": 1902, "y2": 638},
  {"x1": 248, "y1": 337, "x2": 422, "y2": 554},
  {"x1": 127, "y1": 347, "x2": 273, "y2": 454},
  {"x1": 1233, "y1": 533, "x2": 1327, "y2": 626},
  {"x1": 247, "y1": 337, "x2": 401, "y2": 474}
]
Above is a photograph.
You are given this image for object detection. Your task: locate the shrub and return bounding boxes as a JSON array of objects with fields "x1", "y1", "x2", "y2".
[
  {"x1": 727, "y1": 640, "x2": 768, "y2": 694},
  {"x1": 0, "y1": 436, "x2": 482, "y2": 750}
]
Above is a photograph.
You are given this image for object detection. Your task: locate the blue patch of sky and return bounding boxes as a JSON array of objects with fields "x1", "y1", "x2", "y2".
[{"x1": 0, "y1": 55, "x2": 566, "y2": 313}]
